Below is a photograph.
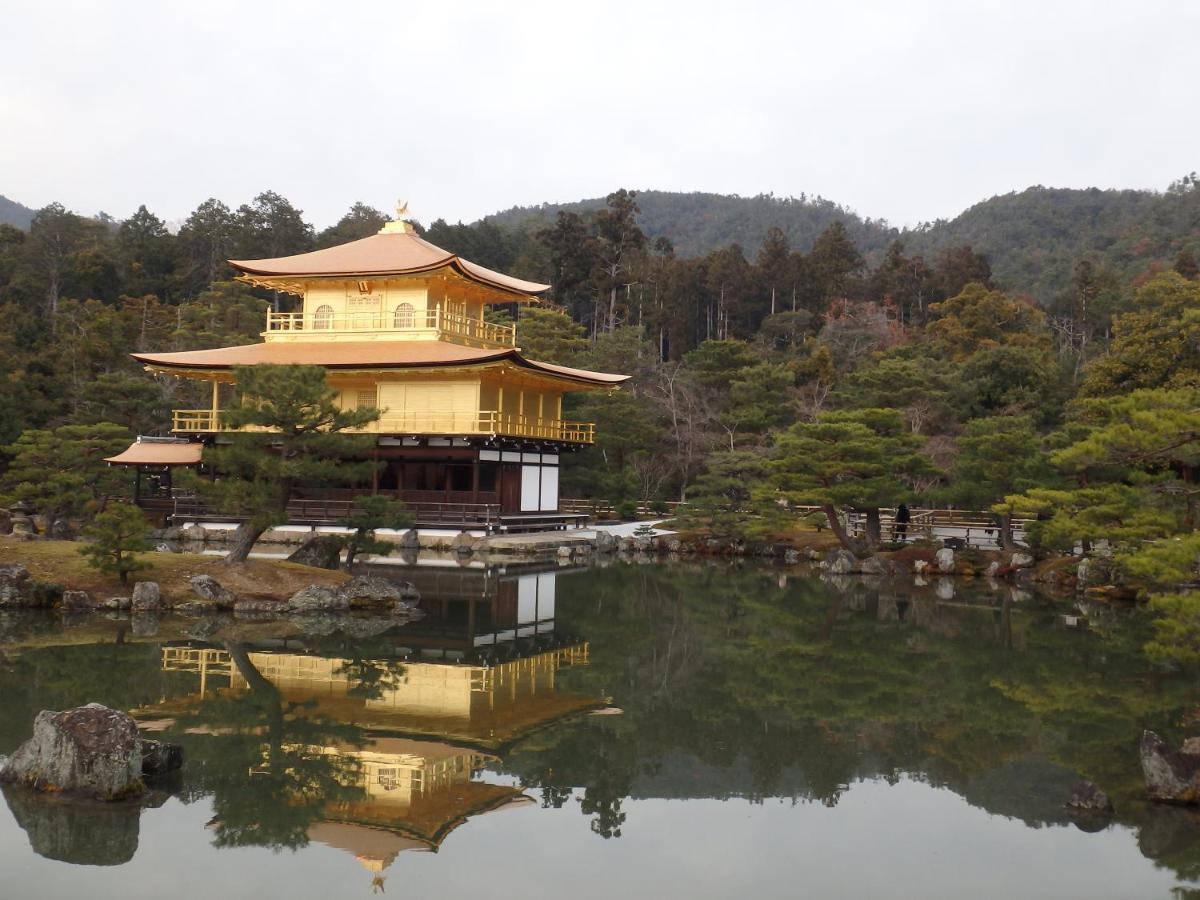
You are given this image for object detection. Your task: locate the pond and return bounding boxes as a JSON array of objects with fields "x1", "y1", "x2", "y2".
[{"x1": 1, "y1": 561, "x2": 1198, "y2": 899}]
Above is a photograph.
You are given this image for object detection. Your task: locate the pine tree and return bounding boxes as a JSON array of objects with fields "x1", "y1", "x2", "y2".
[
  {"x1": 79, "y1": 503, "x2": 151, "y2": 585},
  {"x1": 771, "y1": 408, "x2": 933, "y2": 553},
  {"x1": 190, "y1": 365, "x2": 381, "y2": 564},
  {"x1": 341, "y1": 496, "x2": 413, "y2": 570}
]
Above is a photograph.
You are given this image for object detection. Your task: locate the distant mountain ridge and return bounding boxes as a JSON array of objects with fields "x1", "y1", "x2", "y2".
[
  {"x1": 482, "y1": 181, "x2": 1200, "y2": 308},
  {"x1": 483, "y1": 189, "x2": 899, "y2": 259},
  {"x1": 0, "y1": 195, "x2": 35, "y2": 229},
  {"x1": 6, "y1": 175, "x2": 1198, "y2": 308}
]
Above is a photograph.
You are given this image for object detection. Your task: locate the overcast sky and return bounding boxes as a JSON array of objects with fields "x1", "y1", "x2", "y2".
[{"x1": 3, "y1": 0, "x2": 1197, "y2": 230}]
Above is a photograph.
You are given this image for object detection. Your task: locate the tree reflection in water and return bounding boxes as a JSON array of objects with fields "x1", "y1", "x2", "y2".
[
  {"x1": 1, "y1": 562, "x2": 1199, "y2": 889},
  {"x1": 175, "y1": 641, "x2": 375, "y2": 850}
]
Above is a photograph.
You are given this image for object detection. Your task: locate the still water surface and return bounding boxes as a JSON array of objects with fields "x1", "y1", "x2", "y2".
[{"x1": 1, "y1": 561, "x2": 1198, "y2": 899}]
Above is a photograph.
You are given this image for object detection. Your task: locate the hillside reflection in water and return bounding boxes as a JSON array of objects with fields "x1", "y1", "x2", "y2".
[{"x1": 1, "y1": 560, "x2": 1198, "y2": 899}]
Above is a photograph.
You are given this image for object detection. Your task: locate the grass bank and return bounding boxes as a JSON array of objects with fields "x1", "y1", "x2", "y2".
[{"x1": 0, "y1": 538, "x2": 346, "y2": 604}]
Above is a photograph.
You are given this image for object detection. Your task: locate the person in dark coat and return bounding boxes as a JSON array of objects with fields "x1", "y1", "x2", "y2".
[{"x1": 895, "y1": 502, "x2": 911, "y2": 541}]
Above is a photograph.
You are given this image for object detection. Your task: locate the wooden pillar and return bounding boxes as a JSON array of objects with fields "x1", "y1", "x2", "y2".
[
  {"x1": 210, "y1": 380, "x2": 220, "y2": 430},
  {"x1": 371, "y1": 446, "x2": 380, "y2": 494},
  {"x1": 471, "y1": 454, "x2": 480, "y2": 501},
  {"x1": 134, "y1": 467, "x2": 142, "y2": 502}
]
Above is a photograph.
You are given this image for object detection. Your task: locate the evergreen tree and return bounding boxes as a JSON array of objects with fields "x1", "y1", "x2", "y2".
[
  {"x1": 316, "y1": 202, "x2": 387, "y2": 248},
  {"x1": 341, "y1": 495, "x2": 413, "y2": 570},
  {"x1": 190, "y1": 365, "x2": 380, "y2": 564},
  {"x1": 771, "y1": 408, "x2": 933, "y2": 553},
  {"x1": 78, "y1": 502, "x2": 151, "y2": 585},
  {"x1": 1, "y1": 422, "x2": 132, "y2": 524},
  {"x1": 948, "y1": 415, "x2": 1049, "y2": 548}
]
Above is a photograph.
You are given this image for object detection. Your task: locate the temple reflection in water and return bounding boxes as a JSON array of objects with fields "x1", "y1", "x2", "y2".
[{"x1": 156, "y1": 563, "x2": 597, "y2": 875}]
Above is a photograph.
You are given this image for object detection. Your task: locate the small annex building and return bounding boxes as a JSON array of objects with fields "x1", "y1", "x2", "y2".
[{"x1": 107, "y1": 208, "x2": 628, "y2": 531}]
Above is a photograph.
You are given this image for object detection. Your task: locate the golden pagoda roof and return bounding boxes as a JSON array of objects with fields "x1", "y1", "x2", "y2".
[
  {"x1": 132, "y1": 341, "x2": 629, "y2": 387},
  {"x1": 229, "y1": 230, "x2": 549, "y2": 298}
]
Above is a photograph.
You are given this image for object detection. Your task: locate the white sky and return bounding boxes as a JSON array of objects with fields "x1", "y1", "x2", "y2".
[{"x1": 3, "y1": 0, "x2": 1197, "y2": 230}]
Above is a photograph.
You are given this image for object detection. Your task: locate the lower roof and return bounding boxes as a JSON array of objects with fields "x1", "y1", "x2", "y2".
[
  {"x1": 106, "y1": 440, "x2": 203, "y2": 466},
  {"x1": 132, "y1": 341, "x2": 628, "y2": 387}
]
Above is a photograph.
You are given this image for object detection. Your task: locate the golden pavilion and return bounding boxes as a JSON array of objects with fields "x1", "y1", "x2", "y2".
[{"x1": 109, "y1": 207, "x2": 627, "y2": 530}]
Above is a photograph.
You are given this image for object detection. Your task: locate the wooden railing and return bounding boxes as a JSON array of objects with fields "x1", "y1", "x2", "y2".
[
  {"x1": 171, "y1": 495, "x2": 504, "y2": 530},
  {"x1": 172, "y1": 409, "x2": 221, "y2": 432},
  {"x1": 264, "y1": 307, "x2": 516, "y2": 347},
  {"x1": 172, "y1": 408, "x2": 595, "y2": 443}
]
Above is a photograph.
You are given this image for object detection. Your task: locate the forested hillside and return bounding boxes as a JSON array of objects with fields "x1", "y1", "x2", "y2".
[
  {"x1": 0, "y1": 195, "x2": 35, "y2": 229},
  {"x1": 485, "y1": 190, "x2": 897, "y2": 260},
  {"x1": 483, "y1": 177, "x2": 1200, "y2": 311}
]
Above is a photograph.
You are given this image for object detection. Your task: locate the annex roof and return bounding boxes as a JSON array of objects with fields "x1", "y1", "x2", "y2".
[
  {"x1": 105, "y1": 440, "x2": 203, "y2": 466},
  {"x1": 229, "y1": 230, "x2": 549, "y2": 297},
  {"x1": 131, "y1": 341, "x2": 629, "y2": 387}
]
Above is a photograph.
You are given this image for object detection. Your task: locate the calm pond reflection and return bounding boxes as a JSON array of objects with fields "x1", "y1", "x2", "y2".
[{"x1": 1, "y1": 561, "x2": 1199, "y2": 899}]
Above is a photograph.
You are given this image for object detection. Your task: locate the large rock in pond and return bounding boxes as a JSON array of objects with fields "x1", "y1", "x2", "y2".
[
  {"x1": 935, "y1": 547, "x2": 956, "y2": 573},
  {"x1": 593, "y1": 531, "x2": 617, "y2": 554},
  {"x1": 1065, "y1": 779, "x2": 1114, "y2": 816},
  {"x1": 287, "y1": 534, "x2": 344, "y2": 570},
  {"x1": 0, "y1": 564, "x2": 33, "y2": 607},
  {"x1": 822, "y1": 548, "x2": 858, "y2": 575},
  {"x1": 187, "y1": 574, "x2": 235, "y2": 608},
  {"x1": 130, "y1": 581, "x2": 160, "y2": 612},
  {"x1": 1009, "y1": 551, "x2": 1035, "y2": 569},
  {"x1": 140, "y1": 739, "x2": 183, "y2": 778},
  {"x1": 286, "y1": 584, "x2": 349, "y2": 613},
  {"x1": 860, "y1": 555, "x2": 894, "y2": 577},
  {"x1": 62, "y1": 590, "x2": 94, "y2": 610},
  {"x1": 336, "y1": 575, "x2": 418, "y2": 608},
  {"x1": 1141, "y1": 730, "x2": 1200, "y2": 805},
  {"x1": 0, "y1": 704, "x2": 143, "y2": 801}
]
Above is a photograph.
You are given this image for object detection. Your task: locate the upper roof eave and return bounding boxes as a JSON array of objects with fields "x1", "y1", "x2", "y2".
[{"x1": 228, "y1": 231, "x2": 550, "y2": 297}]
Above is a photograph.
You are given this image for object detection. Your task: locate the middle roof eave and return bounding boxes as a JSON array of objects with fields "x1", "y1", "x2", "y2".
[{"x1": 130, "y1": 341, "x2": 630, "y2": 387}]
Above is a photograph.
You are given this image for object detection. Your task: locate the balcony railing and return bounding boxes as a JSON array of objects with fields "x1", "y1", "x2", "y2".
[
  {"x1": 171, "y1": 408, "x2": 595, "y2": 443},
  {"x1": 264, "y1": 307, "x2": 516, "y2": 347}
]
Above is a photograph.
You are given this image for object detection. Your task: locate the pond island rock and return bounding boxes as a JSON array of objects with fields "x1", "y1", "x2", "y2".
[
  {"x1": 0, "y1": 704, "x2": 144, "y2": 801},
  {"x1": 286, "y1": 584, "x2": 349, "y2": 613},
  {"x1": 286, "y1": 534, "x2": 344, "y2": 570},
  {"x1": 860, "y1": 555, "x2": 894, "y2": 577},
  {"x1": 1065, "y1": 780, "x2": 1114, "y2": 816},
  {"x1": 130, "y1": 581, "x2": 160, "y2": 612},
  {"x1": 0, "y1": 563, "x2": 32, "y2": 606},
  {"x1": 336, "y1": 575, "x2": 418, "y2": 608},
  {"x1": 187, "y1": 574, "x2": 235, "y2": 609},
  {"x1": 935, "y1": 547, "x2": 956, "y2": 573},
  {"x1": 62, "y1": 589, "x2": 93, "y2": 610},
  {"x1": 822, "y1": 548, "x2": 859, "y2": 574},
  {"x1": 1141, "y1": 730, "x2": 1200, "y2": 805}
]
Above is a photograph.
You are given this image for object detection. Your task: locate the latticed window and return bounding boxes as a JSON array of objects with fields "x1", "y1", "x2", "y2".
[
  {"x1": 393, "y1": 302, "x2": 415, "y2": 328},
  {"x1": 313, "y1": 304, "x2": 334, "y2": 329},
  {"x1": 357, "y1": 389, "x2": 378, "y2": 410}
]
